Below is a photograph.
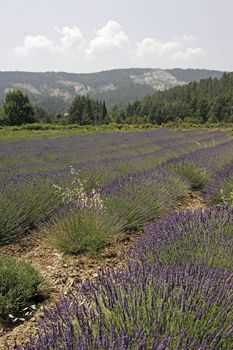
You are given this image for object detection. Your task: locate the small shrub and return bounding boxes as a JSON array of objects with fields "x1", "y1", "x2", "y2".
[
  {"x1": 0, "y1": 180, "x2": 61, "y2": 244},
  {"x1": 171, "y1": 162, "x2": 209, "y2": 190},
  {"x1": 49, "y1": 208, "x2": 120, "y2": 254},
  {"x1": 105, "y1": 173, "x2": 188, "y2": 232},
  {"x1": 0, "y1": 257, "x2": 47, "y2": 321},
  {"x1": 106, "y1": 194, "x2": 148, "y2": 231},
  {"x1": 50, "y1": 167, "x2": 121, "y2": 254}
]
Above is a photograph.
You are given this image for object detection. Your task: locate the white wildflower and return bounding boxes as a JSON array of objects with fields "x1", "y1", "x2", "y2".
[{"x1": 53, "y1": 166, "x2": 105, "y2": 211}]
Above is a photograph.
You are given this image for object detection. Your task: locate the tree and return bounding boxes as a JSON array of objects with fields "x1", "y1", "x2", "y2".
[
  {"x1": 68, "y1": 95, "x2": 107, "y2": 125},
  {"x1": 0, "y1": 107, "x2": 5, "y2": 125},
  {"x1": 102, "y1": 101, "x2": 108, "y2": 123},
  {"x1": 69, "y1": 96, "x2": 86, "y2": 124},
  {"x1": 3, "y1": 90, "x2": 35, "y2": 126}
]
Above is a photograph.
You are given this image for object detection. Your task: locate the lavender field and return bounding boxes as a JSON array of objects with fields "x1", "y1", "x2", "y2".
[
  {"x1": 1, "y1": 128, "x2": 232, "y2": 244},
  {"x1": 1, "y1": 128, "x2": 233, "y2": 349}
]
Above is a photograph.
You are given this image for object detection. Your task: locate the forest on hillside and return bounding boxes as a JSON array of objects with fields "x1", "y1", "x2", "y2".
[{"x1": 121, "y1": 72, "x2": 233, "y2": 124}]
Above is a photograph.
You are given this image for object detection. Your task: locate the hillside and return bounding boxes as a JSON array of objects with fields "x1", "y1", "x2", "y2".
[
  {"x1": 0, "y1": 68, "x2": 224, "y2": 113},
  {"x1": 123, "y1": 72, "x2": 233, "y2": 124}
]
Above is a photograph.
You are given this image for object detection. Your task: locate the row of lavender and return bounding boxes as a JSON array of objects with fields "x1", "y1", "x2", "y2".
[
  {"x1": 17, "y1": 207, "x2": 233, "y2": 349},
  {"x1": 0, "y1": 128, "x2": 232, "y2": 244},
  {"x1": 101, "y1": 137, "x2": 233, "y2": 201},
  {"x1": 0, "y1": 128, "x2": 227, "y2": 188}
]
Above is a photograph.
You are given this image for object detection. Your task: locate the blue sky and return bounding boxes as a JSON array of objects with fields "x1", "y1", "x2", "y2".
[{"x1": 0, "y1": 0, "x2": 232, "y2": 72}]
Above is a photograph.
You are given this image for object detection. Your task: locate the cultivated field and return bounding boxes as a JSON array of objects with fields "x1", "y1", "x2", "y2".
[{"x1": 0, "y1": 128, "x2": 233, "y2": 349}]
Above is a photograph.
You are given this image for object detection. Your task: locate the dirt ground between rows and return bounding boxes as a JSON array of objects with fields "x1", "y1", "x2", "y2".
[{"x1": 0, "y1": 191, "x2": 205, "y2": 349}]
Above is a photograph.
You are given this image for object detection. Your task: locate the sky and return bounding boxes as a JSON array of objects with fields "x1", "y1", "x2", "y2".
[{"x1": 0, "y1": 0, "x2": 232, "y2": 73}]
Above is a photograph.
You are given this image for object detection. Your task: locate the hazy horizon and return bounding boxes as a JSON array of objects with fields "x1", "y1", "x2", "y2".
[{"x1": 0, "y1": 67, "x2": 229, "y2": 74}]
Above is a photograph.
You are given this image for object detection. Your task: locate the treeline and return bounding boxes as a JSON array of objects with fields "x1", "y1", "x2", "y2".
[
  {"x1": 0, "y1": 72, "x2": 232, "y2": 126},
  {"x1": 0, "y1": 92, "x2": 108, "y2": 126},
  {"x1": 119, "y1": 72, "x2": 233, "y2": 124}
]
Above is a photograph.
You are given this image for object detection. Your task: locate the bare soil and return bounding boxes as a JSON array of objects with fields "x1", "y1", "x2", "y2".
[
  {"x1": 175, "y1": 190, "x2": 205, "y2": 212},
  {"x1": 0, "y1": 191, "x2": 205, "y2": 349}
]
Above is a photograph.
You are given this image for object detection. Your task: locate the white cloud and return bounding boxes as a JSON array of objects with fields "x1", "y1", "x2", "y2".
[
  {"x1": 14, "y1": 22, "x2": 207, "y2": 70},
  {"x1": 15, "y1": 21, "x2": 128, "y2": 58},
  {"x1": 15, "y1": 35, "x2": 54, "y2": 56},
  {"x1": 86, "y1": 20, "x2": 129, "y2": 55},
  {"x1": 134, "y1": 35, "x2": 206, "y2": 63},
  {"x1": 15, "y1": 26, "x2": 85, "y2": 56},
  {"x1": 59, "y1": 26, "x2": 85, "y2": 51},
  {"x1": 172, "y1": 47, "x2": 207, "y2": 60},
  {"x1": 135, "y1": 37, "x2": 180, "y2": 57}
]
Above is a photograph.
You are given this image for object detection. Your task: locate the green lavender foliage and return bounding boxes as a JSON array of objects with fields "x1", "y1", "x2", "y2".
[
  {"x1": 0, "y1": 181, "x2": 61, "y2": 244},
  {"x1": 0, "y1": 257, "x2": 47, "y2": 321},
  {"x1": 171, "y1": 163, "x2": 209, "y2": 190}
]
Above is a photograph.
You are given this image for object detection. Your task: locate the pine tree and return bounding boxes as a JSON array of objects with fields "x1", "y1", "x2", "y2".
[{"x1": 102, "y1": 101, "x2": 108, "y2": 123}]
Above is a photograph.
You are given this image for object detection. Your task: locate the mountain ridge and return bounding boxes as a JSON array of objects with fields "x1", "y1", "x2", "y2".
[{"x1": 0, "y1": 68, "x2": 225, "y2": 113}]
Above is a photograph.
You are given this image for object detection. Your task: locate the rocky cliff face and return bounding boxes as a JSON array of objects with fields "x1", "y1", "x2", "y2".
[{"x1": 129, "y1": 69, "x2": 186, "y2": 91}]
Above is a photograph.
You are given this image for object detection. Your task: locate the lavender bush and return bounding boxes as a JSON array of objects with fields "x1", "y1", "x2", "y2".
[
  {"x1": 170, "y1": 162, "x2": 209, "y2": 190},
  {"x1": 204, "y1": 160, "x2": 233, "y2": 205},
  {"x1": 0, "y1": 257, "x2": 47, "y2": 322},
  {"x1": 17, "y1": 263, "x2": 233, "y2": 349},
  {"x1": 0, "y1": 180, "x2": 61, "y2": 244},
  {"x1": 48, "y1": 167, "x2": 122, "y2": 254},
  {"x1": 17, "y1": 207, "x2": 233, "y2": 349},
  {"x1": 138, "y1": 206, "x2": 233, "y2": 269}
]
